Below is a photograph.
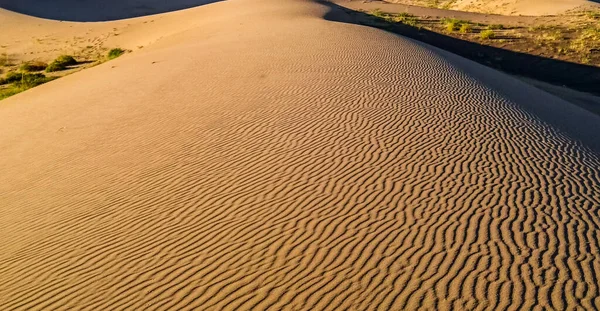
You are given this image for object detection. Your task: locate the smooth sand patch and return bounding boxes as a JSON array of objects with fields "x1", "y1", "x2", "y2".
[{"x1": 1, "y1": 0, "x2": 600, "y2": 310}]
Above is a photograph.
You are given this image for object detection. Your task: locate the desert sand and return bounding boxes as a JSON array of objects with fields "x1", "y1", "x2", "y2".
[{"x1": 1, "y1": 0, "x2": 600, "y2": 310}]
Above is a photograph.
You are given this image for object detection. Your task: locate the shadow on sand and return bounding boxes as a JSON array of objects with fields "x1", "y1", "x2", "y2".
[
  {"x1": 319, "y1": 0, "x2": 600, "y2": 96},
  {"x1": 0, "y1": 0, "x2": 223, "y2": 22}
]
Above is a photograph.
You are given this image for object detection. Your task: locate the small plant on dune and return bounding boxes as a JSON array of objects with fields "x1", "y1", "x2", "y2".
[
  {"x1": 45, "y1": 61, "x2": 66, "y2": 72},
  {"x1": 442, "y1": 18, "x2": 468, "y2": 33},
  {"x1": 443, "y1": 18, "x2": 459, "y2": 32},
  {"x1": 370, "y1": 9, "x2": 386, "y2": 19},
  {"x1": 459, "y1": 23, "x2": 473, "y2": 34},
  {"x1": 487, "y1": 24, "x2": 504, "y2": 30},
  {"x1": 585, "y1": 11, "x2": 600, "y2": 20},
  {"x1": 480, "y1": 29, "x2": 495, "y2": 40},
  {"x1": 570, "y1": 27, "x2": 600, "y2": 53},
  {"x1": 20, "y1": 61, "x2": 48, "y2": 72},
  {"x1": 393, "y1": 12, "x2": 419, "y2": 27},
  {"x1": 46, "y1": 55, "x2": 77, "y2": 72},
  {"x1": 108, "y1": 48, "x2": 126, "y2": 60},
  {"x1": 55, "y1": 55, "x2": 77, "y2": 66}
]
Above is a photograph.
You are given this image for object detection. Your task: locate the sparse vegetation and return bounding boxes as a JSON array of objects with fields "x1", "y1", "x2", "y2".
[
  {"x1": 442, "y1": 18, "x2": 470, "y2": 33},
  {"x1": 20, "y1": 61, "x2": 48, "y2": 72},
  {"x1": 393, "y1": 13, "x2": 419, "y2": 27},
  {"x1": 0, "y1": 72, "x2": 55, "y2": 100},
  {"x1": 369, "y1": 9, "x2": 420, "y2": 28},
  {"x1": 442, "y1": 18, "x2": 460, "y2": 32},
  {"x1": 480, "y1": 29, "x2": 495, "y2": 40},
  {"x1": 585, "y1": 11, "x2": 600, "y2": 20},
  {"x1": 535, "y1": 30, "x2": 563, "y2": 44},
  {"x1": 362, "y1": 8, "x2": 600, "y2": 66},
  {"x1": 108, "y1": 48, "x2": 126, "y2": 60},
  {"x1": 570, "y1": 27, "x2": 600, "y2": 53},
  {"x1": 0, "y1": 53, "x2": 11, "y2": 67},
  {"x1": 46, "y1": 55, "x2": 77, "y2": 72},
  {"x1": 0, "y1": 71, "x2": 24, "y2": 85},
  {"x1": 459, "y1": 23, "x2": 473, "y2": 34}
]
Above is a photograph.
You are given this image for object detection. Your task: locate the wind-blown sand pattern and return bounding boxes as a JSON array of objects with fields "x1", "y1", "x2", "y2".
[{"x1": 1, "y1": 0, "x2": 600, "y2": 310}]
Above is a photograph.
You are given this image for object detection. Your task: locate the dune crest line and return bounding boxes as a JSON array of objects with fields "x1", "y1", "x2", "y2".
[{"x1": 1, "y1": 0, "x2": 600, "y2": 310}]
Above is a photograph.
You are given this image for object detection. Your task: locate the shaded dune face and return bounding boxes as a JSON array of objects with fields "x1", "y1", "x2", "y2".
[{"x1": 0, "y1": 0, "x2": 223, "y2": 21}]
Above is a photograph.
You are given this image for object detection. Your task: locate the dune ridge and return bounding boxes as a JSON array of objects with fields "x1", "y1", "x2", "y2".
[{"x1": 1, "y1": 0, "x2": 600, "y2": 310}]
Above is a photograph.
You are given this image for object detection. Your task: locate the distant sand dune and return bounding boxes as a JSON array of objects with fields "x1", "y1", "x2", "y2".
[
  {"x1": 0, "y1": 0, "x2": 223, "y2": 21},
  {"x1": 1, "y1": 0, "x2": 600, "y2": 310}
]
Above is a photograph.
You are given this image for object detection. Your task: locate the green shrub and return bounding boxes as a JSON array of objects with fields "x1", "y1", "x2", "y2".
[
  {"x1": 0, "y1": 73, "x2": 55, "y2": 100},
  {"x1": 488, "y1": 24, "x2": 504, "y2": 30},
  {"x1": 18, "y1": 73, "x2": 53, "y2": 87},
  {"x1": 108, "y1": 48, "x2": 126, "y2": 60},
  {"x1": 392, "y1": 12, "x2": 419, "y2": 27},
  {"x1": 20, "y1": 61, "x2": 48, "y2": 72},
  {"x1": 442, "y1": 18, "x2": 468, "y2": 32},
  {"x1": 480, "y1": 29, "x2": 495, "y2": 40},
  {"x1": 46, "y1": 61, "x2": 66, "y2": 72},
  {"x1": 55, "y1": 55, "x2": 77, "y2": 66},
  {"x1": 0, "y1": 71, "x2": 23, "y2": 84},
  {"x1": 0, "y1": 85, "x2": 26, "y2": 100},
  {"x1": 459, "y1": 24, "x2": 473, "y2": 33},
  {"x1": 46, "y1": 55, "x2": 77, "y2": 72},
  {"x1": 586, "y1": 11, "x2": 600, "y2": 20}
]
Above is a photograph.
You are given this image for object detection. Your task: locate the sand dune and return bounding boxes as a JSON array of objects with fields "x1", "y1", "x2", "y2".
[
  {"x1": 0, "y1": 0, "x2": 222, "y2": 21},
  {"x1": 1, "y1": 0, "x2": 600, "y2": 310}
]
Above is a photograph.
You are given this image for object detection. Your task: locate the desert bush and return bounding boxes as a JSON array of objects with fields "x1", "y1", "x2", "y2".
[
  {"x1": 570, "y1": 27, "x2": 600, "y2": 52},
  {"x1": 393, "y1": 13, "x2": 419, "y2": 27},
  {"x1": 0, "y1": 71, "x2": 23, "y2": 84},
  {"x1": 46, "y1": 55, "x2": 77, "y2": 72},
  {"x1": 108, "y1": 48, "x2": 126, "y2": 60},
  {"x1": 442, "y1": 18, "x2": 469, "y2": 32},
  {"x1": 480, "y1": 29, "x2": 495, "y2": 40},
  {"x1": 459, "y1": 23, "x2": 473, "y2": 33},
  {"x1": 443, "y1": 18, "x2": 459, "y2": 32},
  {"x1": 20, "y1": 61, "x2": 48, "y2": 72}
]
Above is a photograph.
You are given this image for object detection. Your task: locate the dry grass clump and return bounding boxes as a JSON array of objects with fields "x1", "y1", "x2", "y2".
[
  {"x1": 20, "y1": 61, "x2": 48, "y2": 72},
  {"x1": 442, "y1": 18, "x2": 470, "y2": 33},
  {"x1": 480, "y1": 29, "x2": 495, "y2": 40},
  {"x1": 46, "y1": 55, "x2": 77, "y2": 72},
  {"x1": 0, "y1": 72, "x2": 55, "y2": 100},
  {"x1": 369, "y1": 9, "x2": 420, "y2": 28},
  {"x1": 459, "y1": 23, "x2": 473, "y2": 34},
  {"x1": 569, "y1": 27, "x2": 600, "y2": 62},
  {"x1": 108, "y1": 48, "x2": 126, "y2": 60},
  {"x1": 393, "y1": 13, "x2": 419, "y2": 27}
]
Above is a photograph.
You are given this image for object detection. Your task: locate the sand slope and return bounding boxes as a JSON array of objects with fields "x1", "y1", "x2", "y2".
[{"x1": 1, "y1": 0, "x2": 600, "y2": 310}]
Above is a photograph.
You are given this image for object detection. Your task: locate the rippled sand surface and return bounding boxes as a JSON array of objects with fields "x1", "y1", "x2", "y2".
[{"x1": 1, "y1": 0, "x2": 600, "y2": 310}]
